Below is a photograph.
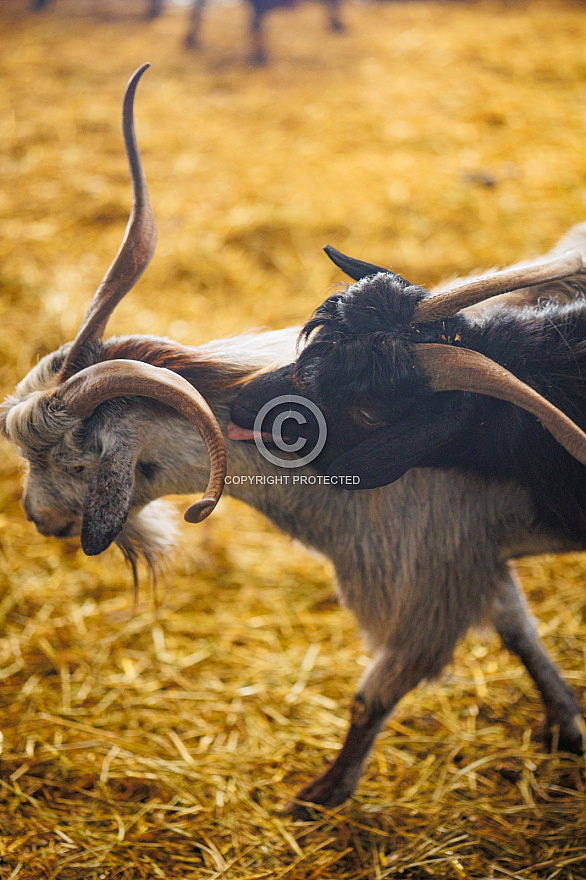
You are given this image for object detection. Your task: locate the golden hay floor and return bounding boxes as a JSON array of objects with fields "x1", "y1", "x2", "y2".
[{"x1": 1, "y1": 0, "x2": 586, "y2": 876}]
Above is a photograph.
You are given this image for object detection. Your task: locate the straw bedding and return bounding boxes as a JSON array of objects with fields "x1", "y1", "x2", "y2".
[{"x1": 0, "y1": 0, "x2": 585, "y2": 876}]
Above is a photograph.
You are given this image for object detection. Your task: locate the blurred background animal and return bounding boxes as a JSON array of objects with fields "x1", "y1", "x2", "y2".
[{"x1": 30, "y1": 0, "x2": 344, "y2": 64}]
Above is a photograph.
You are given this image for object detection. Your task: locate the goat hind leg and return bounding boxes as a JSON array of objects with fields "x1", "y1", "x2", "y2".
[
  {"x1": 493, "y1": 566, "x2": 583, "y2": 754},
  {"x1": 288, "y1": 643, "x2": 450, "y2": 819}
]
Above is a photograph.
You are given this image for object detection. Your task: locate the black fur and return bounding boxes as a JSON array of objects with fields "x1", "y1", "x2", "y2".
[
  {"x1": 231, "y1": 277, "x2": 586, "y2": 543},
  {"x1": 298, "y1": 273, "x2": 431, "y2": 406}
]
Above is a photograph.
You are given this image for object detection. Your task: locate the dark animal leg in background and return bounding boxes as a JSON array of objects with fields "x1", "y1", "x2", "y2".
[
  {"x1": 325, "y1": 0, "x2": 344, "y2": 32},
  {"x1": 288, "y1": 697, "x2": 390, "y2": 819},
  {"x1": 32, "y1": 0, "x2": 169, "y2": 18},
  {"x1": 248, "y1": 7, "x2": 268, "y2": 66},
  {"x1": 146, "y1": 0, "x2": 165, "y2": 19},
  {"x1": 185, "y1": 0, "x2": 207, "y2": 49},
  {"x1": 493, "y1": 567, "x2": 584, "y2": 754}
]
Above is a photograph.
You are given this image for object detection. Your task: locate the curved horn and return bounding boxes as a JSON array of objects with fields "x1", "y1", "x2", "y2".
[
  {"x1": 414, "y1": 343, "x2": 586, "y2": 467},
  {"x1": 414, "y1": 251, "x2": 584, "y2": 322},
  {"x1": 55, "y1": 359, "x2": 226, "y2": 523},
  {"x1": 60, "y1": 64, "x2": 157, "y2": 380},
  {"x1": 323, "y1": 246, "x2": 392, "y2": 282}
]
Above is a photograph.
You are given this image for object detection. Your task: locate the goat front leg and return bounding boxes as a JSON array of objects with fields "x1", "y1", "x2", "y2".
[
  {"x1": 248, "y1": 7, "x2": 267, "y2": 66},
  {"x1": 289, "y1": 695, "x2": 389, "y2": 819},
  {"x1": 324, "y1": 0, "x2": 344, "y2": 32},
  {"x1": 288, "y1": 643, "x2": 449, "y2": 819},
  {"x1": 492, "y1": 566, "x2": 584, "y2": 754},
  {"x1": 184, "y1": 0, "x2": 206, "y2": 49}
]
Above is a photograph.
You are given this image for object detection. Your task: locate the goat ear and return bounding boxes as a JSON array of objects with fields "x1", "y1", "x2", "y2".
[
  {"x1": 327, "y1": 399, "x2": 467, "y2": 489},
  {"x1": 81, "y1": 438, "x2": 137, "y2": 555}
]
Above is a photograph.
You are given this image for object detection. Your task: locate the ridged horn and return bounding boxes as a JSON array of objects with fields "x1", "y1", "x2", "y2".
[
  {"x1": 60, "y1": 64, "x2": 157, "y2": 380},
  {"x1": 414, "y1": 343, "x2": 586, "y2": 467},
  {"x1": 414, "y1": 251, "x2": 584, "y2": 322},
  {"x1": 55, "y1": 359, "x2": 226, "y2": 522}
]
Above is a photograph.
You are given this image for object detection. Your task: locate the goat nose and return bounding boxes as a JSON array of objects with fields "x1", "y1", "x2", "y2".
[
  {"x1": 32, "y1": 518, "x2": 77, "y2": 539},
  {"x1": 22, "y1": 496, "x2": 36, "y2": 523},
  {"x1": 21, "y1": 497, "x2": 78, "y2": 539}
]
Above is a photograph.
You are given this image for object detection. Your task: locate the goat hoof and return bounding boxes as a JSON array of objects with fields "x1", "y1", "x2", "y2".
[
  {"x1": 286, "y1": 799, "x2": 321, "y2": 821},
  {"x1": 249, "y1": 50, "x2": 268, "y2": 67},
  {"x1": 285, "y1": 774, "x2": 352, "y2": 819},
  {"x1": 543, "y1": 714, "x2": 585, "y2": 756},
  {"x1": 184, "y1": 34, "x2": 199, "y2": 50}
]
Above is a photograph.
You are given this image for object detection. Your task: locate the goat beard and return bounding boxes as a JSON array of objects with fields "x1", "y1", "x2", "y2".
[{"x1": 114, "y1": 499, "x2": 179, "y2": 607}]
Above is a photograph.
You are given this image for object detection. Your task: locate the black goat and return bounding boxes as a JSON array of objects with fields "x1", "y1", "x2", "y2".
[
  {"x1": 230, "y1": 231, "x2": 586, "y2": 549},
  {"x1": 31, "y1": 0, "x2": 344, "y2": 65}
]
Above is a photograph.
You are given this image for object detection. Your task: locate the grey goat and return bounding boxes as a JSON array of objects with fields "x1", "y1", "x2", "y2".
[{"x1": 1, "y1": 66, "x2": 583, "y2": 818}]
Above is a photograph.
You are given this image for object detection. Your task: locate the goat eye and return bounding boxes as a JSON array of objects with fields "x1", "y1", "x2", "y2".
[
  {"x1": 355, "y1": 408, "x2": 387, "y2": 429},
  {"x1": 72, "y1": 465, "x2": 85, "y2": 474}
]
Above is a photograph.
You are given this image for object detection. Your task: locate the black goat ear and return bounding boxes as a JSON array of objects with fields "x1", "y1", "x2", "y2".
[
  {"x1": 327, "y1": 401, "x2": 467, "y2": 489},
  {"x1": 323, "y1": 246, "x2": 391, "y2": 281},
  {"x1": 81, "y1": 438, "x2": 136, "y2": 555}
]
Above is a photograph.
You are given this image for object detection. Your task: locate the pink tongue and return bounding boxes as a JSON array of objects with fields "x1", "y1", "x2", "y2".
[{"x1": 227, "y1": 421, "x2": 257, "y2": 441}]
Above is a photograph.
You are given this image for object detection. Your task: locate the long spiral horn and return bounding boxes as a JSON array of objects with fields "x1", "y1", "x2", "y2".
[{"x1": 60, "y1": 64, "x2": 157, "y2": 379}]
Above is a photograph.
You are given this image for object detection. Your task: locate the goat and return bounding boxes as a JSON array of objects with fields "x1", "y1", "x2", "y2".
[
  {"x1": 229, "y1": 232, "x2": 586, "y2": 544},
  {"x1": 183, "y1": 0, "x2": 344, "y2": 65},
  {"x1": 2, "y1": 66, "x2": 584, "y2": 820},
  {"x1": 31, "y1": 0, "x2": 344, "y2": 65}
]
